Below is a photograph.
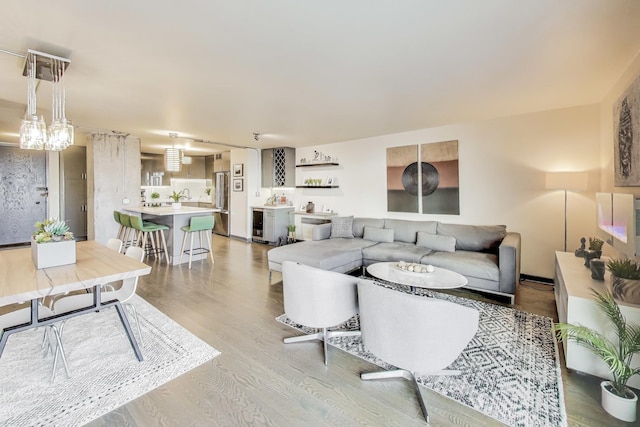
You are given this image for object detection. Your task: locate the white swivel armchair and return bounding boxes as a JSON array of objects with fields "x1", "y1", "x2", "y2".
[
  {"x1": 357, "y1": 279, "x2": 479, "y2": 423},
  {"x1": 282, "y1": 261, "x2": 360, "y2": 366}
]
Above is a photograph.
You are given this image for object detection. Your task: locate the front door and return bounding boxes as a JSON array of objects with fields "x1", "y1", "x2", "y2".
[{"x1": 0, "y1": 146, "x2": 47, "y2": 245}]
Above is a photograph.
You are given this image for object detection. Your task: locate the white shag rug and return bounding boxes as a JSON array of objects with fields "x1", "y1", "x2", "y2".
[
  {"x1": 277, "y1": 282, "x2": 567, "y2": 427},
  {"x1": 0, "y1": 295, "x2": 220, "y2": 426}
]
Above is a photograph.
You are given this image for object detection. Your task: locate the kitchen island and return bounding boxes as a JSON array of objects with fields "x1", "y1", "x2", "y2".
[{"x1": 124, "y1": 206, "x2": 218, "y2": 265}]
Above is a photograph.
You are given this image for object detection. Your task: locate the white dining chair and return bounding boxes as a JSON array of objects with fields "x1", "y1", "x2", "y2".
[
  {"x1": 106, "y1": 238, "x2": 124, "y2": 253},
  {"x1": 356, "y1": 278, "x2": 479, "y2": 423},
  {"x1": 282, "y1": 261, "x2": 360, "y2": 366},
  {"x1": 52, "y1": 246, "x2": 147, "y2": 346},
  {"x1": 0, "y1": 303, "x2": 70, "y2": 382}
]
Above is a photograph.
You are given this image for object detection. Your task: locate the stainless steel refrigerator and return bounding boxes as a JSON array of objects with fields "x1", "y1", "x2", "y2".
[{"x1": 213, "y1": 171, "x2": 230, "y2": 236}]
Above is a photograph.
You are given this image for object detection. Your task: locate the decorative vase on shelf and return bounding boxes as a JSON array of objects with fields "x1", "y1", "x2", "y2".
[
  {"x1": 583, "y1": 250, "x2": 601, "y2": 267},
  {"x1": 306, "y1": 201, "x2": 315, "y2": 213},
  {"x1": 172, "y1": 202, "x2": 182, "y2": 210}
]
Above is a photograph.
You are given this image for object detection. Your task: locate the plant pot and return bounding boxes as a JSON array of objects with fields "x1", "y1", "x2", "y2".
[
  {"x1": 583, "y1": 250, "x2": 601, "y2": 267},
  {"x1": 608, "y1": 276, "x2": 640, "y2": 305},
  {"x1": 172, "y1": 202, "x2": 182, "y2": 209},
  {"x1": 31, "y1": 238, "x2": 76, "y2": 269},
  {"x1": 601, "y1": 381, "x2": 638, "y2": 422}
]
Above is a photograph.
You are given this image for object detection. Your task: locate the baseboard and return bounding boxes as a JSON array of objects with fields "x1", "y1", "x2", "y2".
[{"x1": 520, "y1": 274, "x2": 553, "y2": 285}]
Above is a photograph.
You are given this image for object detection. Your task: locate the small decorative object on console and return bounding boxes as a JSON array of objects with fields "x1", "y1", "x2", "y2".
[
  {"x1": 575, "y1": 237, "x2": 586, "y2": 257},
  {"x1": 584, "y1": 237, "x2": 604, "y2": 267},
  {"x1": 590, "y1": 259, "x2": 606, "y2": 281},
  {"x1": 396, "y1": 261, "x2": 434, "y2": 274}
]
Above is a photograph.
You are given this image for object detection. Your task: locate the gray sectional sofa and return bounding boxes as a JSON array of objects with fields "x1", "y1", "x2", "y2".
[{"x1": 267, "y1": 217, "x2": 521, "y2": 303}]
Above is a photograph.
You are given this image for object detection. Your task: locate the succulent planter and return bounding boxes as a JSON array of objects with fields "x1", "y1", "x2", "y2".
[
  {"x1": 31, "y1": 238, "x2": 76, "y2": 269},
  {"x1": 608, "y1": 275, "x2": 640, "y2": 305}
]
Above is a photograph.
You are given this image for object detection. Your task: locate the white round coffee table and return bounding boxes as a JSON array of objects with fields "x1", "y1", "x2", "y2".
[{"x1": 366, "y1": 262, "x2": 468, "y2": 290}]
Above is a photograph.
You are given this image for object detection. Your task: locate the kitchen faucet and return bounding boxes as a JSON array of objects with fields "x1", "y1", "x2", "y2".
[{"x1": 182, "y1": 188, "x2": 191, "y2": 200}]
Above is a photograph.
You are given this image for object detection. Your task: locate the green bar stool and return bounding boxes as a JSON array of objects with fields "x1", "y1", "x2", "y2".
[
  {"x1": 118, "y1": 213, "x2": 137, "y2": 251},
  {"x1": 129, "y1": 216, "x2": 170, "y2": 263},
  {"x1": 113, "y1": 211, "x2": 126, "y2": 242},
  {"x1": 179, "y1": 215, "x2": 215, "y2": 269}
]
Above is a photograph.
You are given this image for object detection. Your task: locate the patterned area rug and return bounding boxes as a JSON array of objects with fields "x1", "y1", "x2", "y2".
[
  {"x1": 0, "y1": 295, "x2": 220, "y2": 426},
  {"x1": 277, "y1": 282, "x2": 567, "y2": 427}
]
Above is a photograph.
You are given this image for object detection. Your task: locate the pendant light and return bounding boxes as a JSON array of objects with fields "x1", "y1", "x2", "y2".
[{"x1": 165, "y1": 133, "x2": 183, "y2": 172}]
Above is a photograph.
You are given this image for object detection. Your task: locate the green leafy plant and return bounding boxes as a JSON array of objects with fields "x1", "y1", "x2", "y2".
[
  {"x1": 554, "y1": 288, "x2": 640, "y2": 398},
  {"x1": 169, "y1": 190, "x2": 186, "y2": 203},
  {"x1": 151, "y1": 192, "x2": 160, "y2": 199},
  {"x1": 607, "y1": 258, "x2": 640, "y2": 280},
  {"x1": 33, "y1": 218, "x2": 74, "y2": 243},
  {"x1": 287, "y1": 224, "x2": 296, "y2": 232},
  {"x1": 205, "y1": 187, "x2": 212, "y2": 196},
  {"x1": 589, "y1": 237, "x2": 604, "y2": 251}
]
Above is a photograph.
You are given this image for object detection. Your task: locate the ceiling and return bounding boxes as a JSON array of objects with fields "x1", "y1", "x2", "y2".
[{"x1": 1, "y1": 0, "x2": 640, "y2": 155}]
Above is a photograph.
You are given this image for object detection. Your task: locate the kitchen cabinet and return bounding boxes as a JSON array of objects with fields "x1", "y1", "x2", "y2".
[
  {"x1": 262, "y1": 147, "x2": 295, "y2": 188},
  {"x1": 252, "y1": 206, "x2": 294, "y2": 245},
  {"x1": 141, "y1": 153, "x2": 170, "y2": 186},
  {"x1": 169, "y1": 156, "x2": 206, "y2": 179}
]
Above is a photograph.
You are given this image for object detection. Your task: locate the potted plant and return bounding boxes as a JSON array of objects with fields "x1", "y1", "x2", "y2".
[
  {"x1": 607, "y1": 258, "x2": 640, "y2": 305},
  {"x1": 150, "y1": 191, "x2": 160, "y2": 207},
  {"x1": 554, "y1": 289, "x2": 640, "y2": 422},
  {"x1": 31, "y1": 218, "x2": 76, "y2": 269},
  {"x1": 169, "y1": 190, "x2": 186, "y2": 209},
  {"x1": 584, "y1": 237, "x2": 604, "y2": 267},
  {"x1": 287, "y1": 224, "x2": 296, "y2": 242}
]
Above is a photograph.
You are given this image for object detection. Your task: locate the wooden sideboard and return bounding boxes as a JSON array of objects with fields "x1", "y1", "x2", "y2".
[{"x1": 554, "y1": 251, "x2": 640, "y2": 388}]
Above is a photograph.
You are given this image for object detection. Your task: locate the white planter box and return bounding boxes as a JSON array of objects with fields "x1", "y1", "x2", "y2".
[{"x1": 31, "y1": 239, "x2": 76, "y2": 269}]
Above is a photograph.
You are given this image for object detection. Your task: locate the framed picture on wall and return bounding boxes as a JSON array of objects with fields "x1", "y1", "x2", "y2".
[
  {"x1": 233, "y1": 179, "x2": 243, "y2": 192},
  {"x1": 233, "y1": 164, "x2": 244, "y2": 177}
]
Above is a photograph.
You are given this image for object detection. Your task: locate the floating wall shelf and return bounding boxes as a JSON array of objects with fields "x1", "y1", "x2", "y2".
[{"x1": 295, "y1": 162, "x2": 339, "y2": 168}]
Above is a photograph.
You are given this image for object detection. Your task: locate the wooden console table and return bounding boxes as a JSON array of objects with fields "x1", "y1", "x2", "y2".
[{"x1": 554, "y1": 251, "x2": 640, "y2": 388}]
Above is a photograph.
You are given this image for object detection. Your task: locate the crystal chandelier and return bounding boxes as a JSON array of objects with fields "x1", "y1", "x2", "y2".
[
  {"x1": 19, "y1": 50, "x2": 74, "y2": 151},
  {"x1": 164, "y1": 133, "x2": 183, "y2": 172}
]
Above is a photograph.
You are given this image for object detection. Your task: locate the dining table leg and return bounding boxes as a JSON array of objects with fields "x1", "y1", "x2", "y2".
[{"x1": 112, "y1": 301, "x2": 144, "y2": 361}]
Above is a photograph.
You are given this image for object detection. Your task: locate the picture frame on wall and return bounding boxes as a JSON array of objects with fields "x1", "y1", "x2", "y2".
[
  {"x1": 233, "y1": 179, "x2": 243, "y2": 192},
  {"x1": 233, "y1": 164, "x2": 244, "y2": 177}
]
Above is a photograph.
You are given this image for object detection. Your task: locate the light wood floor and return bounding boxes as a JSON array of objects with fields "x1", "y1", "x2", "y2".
[{"x1": 85, "y1": 235, "x2": 633, "y2": 427}]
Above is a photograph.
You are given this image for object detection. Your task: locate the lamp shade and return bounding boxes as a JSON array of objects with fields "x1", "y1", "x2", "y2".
[{"x1": 545, "y1": 172, "x2": 588, "y2": 191}]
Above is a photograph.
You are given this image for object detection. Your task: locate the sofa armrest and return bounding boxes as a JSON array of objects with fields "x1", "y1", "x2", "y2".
[
  {"x1": 312, "y1": 223, "x2": 332, "y2": 241},
  {"x1": 498, "y1": 232, "x2": 521, "y2": 295}
]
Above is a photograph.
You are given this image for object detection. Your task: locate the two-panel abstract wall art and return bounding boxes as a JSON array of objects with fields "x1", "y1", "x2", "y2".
[{"x1": 386, "y1": 140, "x2": 460, "y2": 215}]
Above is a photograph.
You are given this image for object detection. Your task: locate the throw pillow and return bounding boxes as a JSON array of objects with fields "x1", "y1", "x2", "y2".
[
  {"x1": 330, "y1": 216, "x2": 355, "y2": 239},
  {"x1": 436, "y1": 223, "x2": 507, "y2": 251},
  {"x1": 363, "y1": 226, "x2": 394, "y2": 243},
  {"x1": 416, "y1": 232, "x2": 456, "y2": 252}
]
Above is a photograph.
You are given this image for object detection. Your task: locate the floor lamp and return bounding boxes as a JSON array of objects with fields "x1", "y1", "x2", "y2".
[{"x1": 545, "y1": 172, "x2": 588, "y2": 252}]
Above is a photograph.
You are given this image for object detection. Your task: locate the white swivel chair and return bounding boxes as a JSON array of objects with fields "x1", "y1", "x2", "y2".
[
  {"x1": 53, "y1": 246, "x2": 147, "y2": 346},
  {"x1": 0, "y1": 304, "x2": 70, "y2": 382},
  {"x1": 357, "y1": 279, "x2": 479, "y2": 423},
  {"x1": 282, "y1": 261, "x2": 360, "y2": 366}
]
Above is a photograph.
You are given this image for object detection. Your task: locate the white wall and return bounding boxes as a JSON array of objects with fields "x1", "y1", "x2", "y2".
[
  {"x1": 230, "y1": 148, "x2": 257, "y2": 240},
  {"x1": 292, "y1": 105, "x2": 601, "y2": 278}
]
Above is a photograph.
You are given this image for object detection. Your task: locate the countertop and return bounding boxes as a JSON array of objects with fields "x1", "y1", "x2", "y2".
[
  {"x1": 124, "y1": 206, "x2": 218, "y2": 216},
  {"x1": 251, "y1": 205, "x2": 295, "y2": 210}
]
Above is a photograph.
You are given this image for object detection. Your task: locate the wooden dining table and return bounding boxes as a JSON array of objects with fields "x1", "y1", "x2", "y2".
[{"x1": 0, "y1": 240, "x2": 152, "y2": 361}]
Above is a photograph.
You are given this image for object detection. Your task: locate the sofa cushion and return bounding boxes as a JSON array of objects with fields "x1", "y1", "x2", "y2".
[
  {"x1": 353, "y1": 218, "x2": 386, "y2": 238},
  {"x1": 416, "y1": 232, "x2": 456, "y2": 252},
  {"x1": 331, "y1": 216, "x2": 354, "y2": 239},
  {"x1": 422, "y1": 250, "x2": 499, "y2": 282},
  {"x1": 383, "y1": 219, "x2": 438, "y2": 243},
  {"x1": 363, "y1": 242, "x2": 433, "y2": 264},
  {"x1": 437, "y1": 223, "x2": 506, "y2": 251},
  {"x1": 268, "y1": 238, "x2": 376, "y2": 272},
  {"x1": 363, "y1": 226, "x2": 394, "y2": 243}
]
